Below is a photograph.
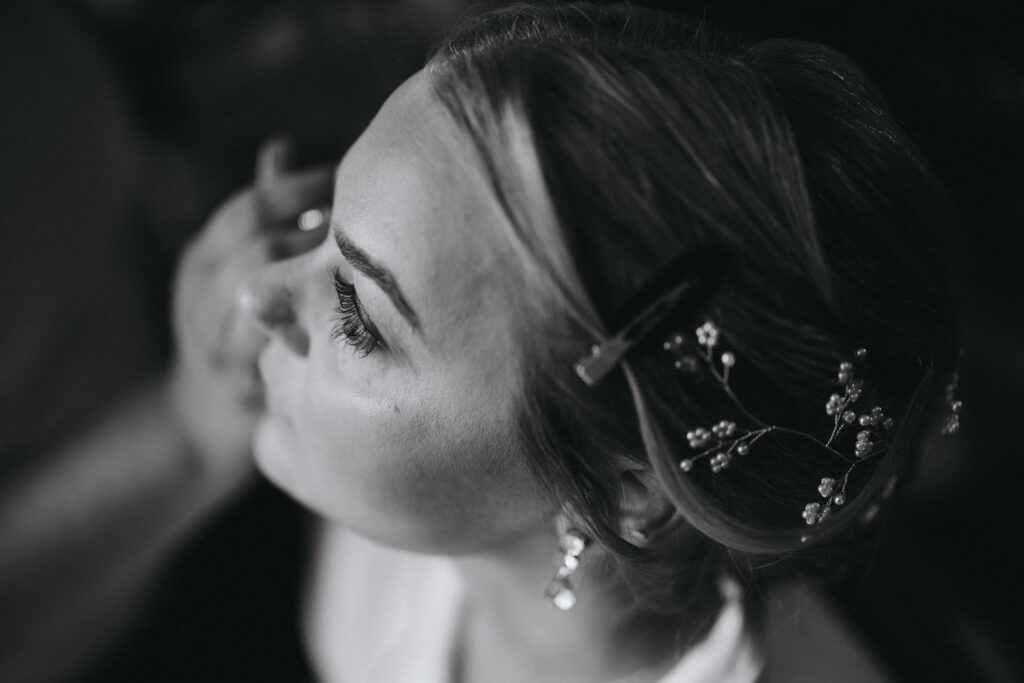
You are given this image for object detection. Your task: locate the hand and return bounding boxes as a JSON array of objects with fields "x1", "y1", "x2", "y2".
[{"x1": 169, "y1": 136, "x2": 333, "y2": 490}]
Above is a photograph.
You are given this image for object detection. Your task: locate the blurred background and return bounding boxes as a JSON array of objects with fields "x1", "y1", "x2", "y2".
[{"x1": 1, "y1": 0, "x2": 1021, "y2": 680}]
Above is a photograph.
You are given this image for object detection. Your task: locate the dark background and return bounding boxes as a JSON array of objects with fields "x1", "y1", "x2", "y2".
[{"x1": 1, "y1": 0, "x2": 1021, "y2": 680}]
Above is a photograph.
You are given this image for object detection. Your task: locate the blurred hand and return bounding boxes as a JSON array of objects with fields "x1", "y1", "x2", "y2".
[{"x1": 170, "y1": 136, "x2": 333, "y2": 489}]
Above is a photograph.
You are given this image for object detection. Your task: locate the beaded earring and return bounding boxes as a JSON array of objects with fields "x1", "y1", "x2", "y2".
[
  {"x1": 545, "y1": 518, "x2": 588, "y2": 611},
  {"x1": 940, "y1": 375, "x2": 963, "y2": 435}
]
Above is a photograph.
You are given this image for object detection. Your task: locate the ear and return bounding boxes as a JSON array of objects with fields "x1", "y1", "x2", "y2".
[{"x1": 614, "y1": 457, "x2": 675, "y2": 546}]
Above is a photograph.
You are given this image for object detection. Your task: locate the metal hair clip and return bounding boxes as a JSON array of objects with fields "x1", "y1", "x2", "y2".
[
  {"x1": 573, "y1": 249, "x2": 731, "y2": 386},
  {"x1": 574, "y1": 278, "x2": 695, "y2": 386}
]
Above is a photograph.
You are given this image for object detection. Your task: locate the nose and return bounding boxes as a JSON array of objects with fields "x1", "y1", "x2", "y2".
[{"x1": 238, "y1": 259, "x2": 310, "y2": 357}]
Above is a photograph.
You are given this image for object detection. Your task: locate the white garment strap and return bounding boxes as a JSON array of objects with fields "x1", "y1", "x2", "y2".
[{"x1": 656, "y1": 589, "x2": 763, "y2": 683}]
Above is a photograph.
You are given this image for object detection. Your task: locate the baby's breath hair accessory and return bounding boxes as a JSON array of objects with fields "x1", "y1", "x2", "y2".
[
  {"x1": 570, "y1": 251, "x2": 951, "y2": 530},
  {"x1": 665, "y1": 323, "x2": 894, "y2": 526}
]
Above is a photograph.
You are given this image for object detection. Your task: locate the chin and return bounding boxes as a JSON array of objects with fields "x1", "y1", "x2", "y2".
[{"x1": 252, "y1": 415, "x2": 354, "y2": 527}]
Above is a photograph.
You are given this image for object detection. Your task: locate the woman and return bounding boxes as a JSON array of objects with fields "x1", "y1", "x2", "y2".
[{"x1": 182, "y1": 2, "x2": 960, "y2": 681}]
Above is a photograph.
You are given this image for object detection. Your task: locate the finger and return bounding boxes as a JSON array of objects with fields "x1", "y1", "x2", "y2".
[
  {"x1": 255, "y1": 134, "x2": 296, "y2": 185},
  {"x1": 256, "y1": 165, "x2": 336, "y2": 225},
  {"x1": 217, "y1": 306, "x2": 268, "y2": 375},
  {"x1": 228, "y1": 362, "x2": 265, "y2": 410},
  {"x1": 208, "y1": 227, "x2": 323, "y2": 369},
  {"x1": 190, "y1": 184, "x2": 262, "y2": 256},
  {"x1": 201, "y1": 236, "x2": 276, "y2": 363},
  {"x1": 271, "y1": 220, "x2": 329, "y2": 258}
]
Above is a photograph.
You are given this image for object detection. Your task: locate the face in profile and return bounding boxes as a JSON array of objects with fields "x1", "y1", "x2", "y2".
[{"x1": 246, "y1": 71, "x2": 553, "y2": 554}]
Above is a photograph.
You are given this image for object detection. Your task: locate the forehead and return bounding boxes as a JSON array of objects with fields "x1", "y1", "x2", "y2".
[{"x1": 332, "y1": 71, "x2": 523, "y2": 355}]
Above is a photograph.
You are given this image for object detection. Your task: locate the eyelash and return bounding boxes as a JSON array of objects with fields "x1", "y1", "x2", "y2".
[{"x1": 331, "y1": 267, "x2": 386, "y2": 356}]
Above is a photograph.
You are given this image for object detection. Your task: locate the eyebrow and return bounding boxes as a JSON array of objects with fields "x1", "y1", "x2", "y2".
[{"x1": 332, "y1": 226, "x2": 421, "y2": 333}]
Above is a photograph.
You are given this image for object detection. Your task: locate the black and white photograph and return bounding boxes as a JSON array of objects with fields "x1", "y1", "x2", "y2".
[{"x1": 2, "y1": 1, "x2": 1022, "y2": 681}]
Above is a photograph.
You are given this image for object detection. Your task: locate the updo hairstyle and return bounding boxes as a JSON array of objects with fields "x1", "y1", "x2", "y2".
[{"x1": 428, "y1": 1, "x2": 959, "y2": 620}]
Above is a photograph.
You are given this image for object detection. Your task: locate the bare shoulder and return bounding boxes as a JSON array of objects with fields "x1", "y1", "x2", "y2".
[{"x1": 759, "y1": 582, "x2": 896, "y2": 683}]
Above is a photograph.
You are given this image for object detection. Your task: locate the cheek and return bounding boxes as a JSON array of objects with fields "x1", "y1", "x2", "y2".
[{"x1": 279, "y1": 354, "x2": 548, "y2": 553}]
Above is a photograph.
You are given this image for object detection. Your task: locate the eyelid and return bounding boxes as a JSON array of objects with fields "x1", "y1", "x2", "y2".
[
  {"x1": 331, "y1": 225, "x2": 421, "y2": 334},
  {"x1": 332, "y1": 267, "x2": 388, "y2": 356}
]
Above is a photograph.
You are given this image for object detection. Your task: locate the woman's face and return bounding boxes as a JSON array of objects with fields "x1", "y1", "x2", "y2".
[{"x1": 247, "y1": 71, "x2": 553, "y2": 554}]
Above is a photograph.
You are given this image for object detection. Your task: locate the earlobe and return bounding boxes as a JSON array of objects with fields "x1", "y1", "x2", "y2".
[{"x1": 616, "y1": 467, "x2": 675, "y2": 547}]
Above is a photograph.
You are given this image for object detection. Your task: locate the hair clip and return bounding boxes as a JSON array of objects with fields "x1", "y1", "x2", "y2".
[
  {"x1": 574, "y1": 278, "x2": 696, "y2": 386},
  {"x1": 665, "y1": 321, "x2": 894, "y2": 526},
  {"x1": 573, "y1": 249, "x2": 732, "y2": 386}
]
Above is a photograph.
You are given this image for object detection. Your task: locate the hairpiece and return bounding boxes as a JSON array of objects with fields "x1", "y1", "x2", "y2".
[
  {"x1": 664, "y1": 322, "x2": 893, "y2": 526},
  {"x1": 572, "y1": 256, "x2": 961, "y2": 530},
  {"x1": 574, "y1": 277, "x2": 695, "y2": 386},
  {"x1": 574, "y1": 249, "x2": 731, "y2": 386}
]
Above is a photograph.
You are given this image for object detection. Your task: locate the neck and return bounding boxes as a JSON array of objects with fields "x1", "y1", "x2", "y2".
[{"x1": 449, "y1": 523, "x2": 693, "y2": 683}]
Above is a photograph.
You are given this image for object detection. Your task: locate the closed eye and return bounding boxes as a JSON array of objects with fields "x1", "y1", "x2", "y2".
[{"x1": 331, "y1": 267, "x2": 387, "y2": 356}]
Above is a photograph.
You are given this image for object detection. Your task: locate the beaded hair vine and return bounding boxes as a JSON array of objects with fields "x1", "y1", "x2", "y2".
[
  {"x1": 663, "y1": 323, "x2": 891, "y2": 525},
  {"x1": 574, "y1": 259, "x2": 962, "y2": 527}
]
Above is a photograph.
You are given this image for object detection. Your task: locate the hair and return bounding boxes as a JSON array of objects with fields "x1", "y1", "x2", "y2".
[{"x1": 427, "y1": 1, "x2": 959, "y2": 628}]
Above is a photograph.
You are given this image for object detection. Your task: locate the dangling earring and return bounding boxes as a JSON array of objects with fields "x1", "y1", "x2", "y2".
[{"x1": 545, "y1": 510, "x2": 588, "y2": 610}]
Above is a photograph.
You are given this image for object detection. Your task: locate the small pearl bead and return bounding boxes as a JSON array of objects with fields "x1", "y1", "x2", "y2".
[
  {"x1": 552, "y1": 586, "x2": 576, "y2": 610},
  {"x1": 562, "y1": 532, "x2": 586, "y2": 557}
]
